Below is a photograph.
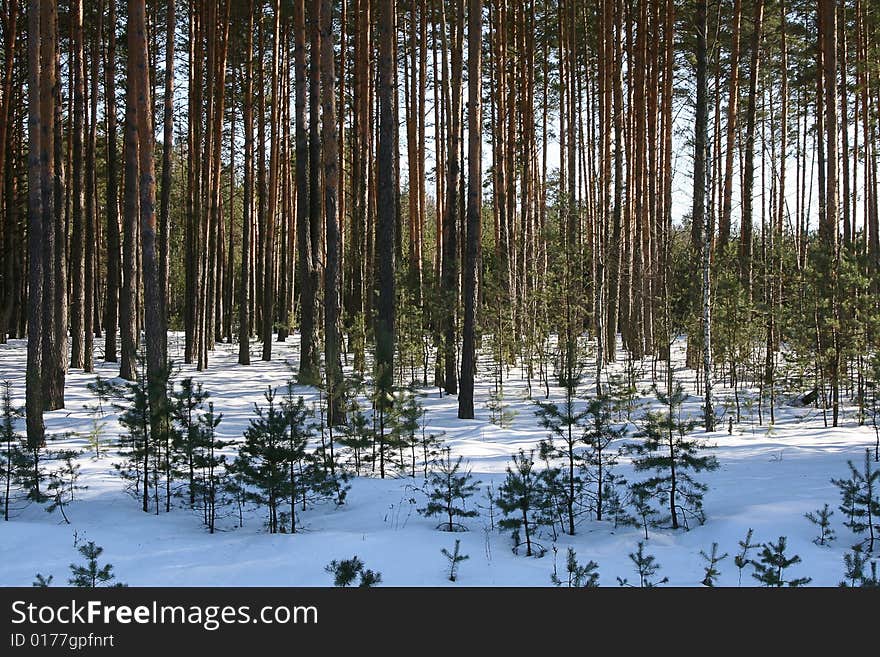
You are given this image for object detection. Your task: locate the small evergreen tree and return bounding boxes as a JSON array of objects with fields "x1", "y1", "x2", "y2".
[
  {"x1": 603, "y1": 473, "x2": 637, "y2": 529},
  {"x1": 628, "y1": 483, "x2": 659, "y2": 540},
  {"x1": 496, "y1": 449, "x2": 551, "y2": 557},
  {"x1": 627, "y1": 383, "x2": 719, "y2": 529},
  {"x1": 113, "y1": 363, "x2": 152, "y2": 511},
  {"x1": 441, "y1": 539, "x2": 469, "y2": 582},
  {"x1": 734, "y1": 527, "x2": 759, "y2": 586},
  {"x1": 487, "y1": 386, "x2": 517, "y2": 428},
  {"x1": 750, "y1": 536, "x2": 811, "y2": 587},
  {"x1": 805, "y1": 504, "x2": 836, "y2": 546},
  {"x1": 840, "y1": 543, "x2": 879, "y2": 587},
  {"x1": 84, "y1": 376, "x2": 119, "y2": 459},
  {"x1": 325, "y1": 556, "x2": 382, "y2": 587},
  {"x1": 699, "y1": 542, "x2": 728, "y2": 587},
  {"x1": 832, "y1": 449, "x2": 880, "y2": 551},
  {"x1": 551, "y1": 547, "x2": 599, "y2": 587},
  {"x1": 46, "y1": 449, "x2": 86, "y2": 523},
  {"x1": 32, "y1": 573, "x2": 53, "y2": 587},
  {"x1": 171, "y1": 377, "x2": 209, "y2": 508},
  {"x1": 1, "y1": 380, "x2": 24, "y2": 521},
  {"x1": 390, "y1": 386, "x2": 423, "y2": 478},
  {"x1": 534, "y1": 373, "x2": 589, "y2": 535},
  {"x1": 235, "y1": 387, "x2": 294, "y2": 534},
  {"x1": 582, "y1": 393, "x2": 626, "y2": 522},
  {"x1": 192, "y1": 403, "x2": 228, "y2": 533},
  {"x1": 418, "y1": 448, "x2": 481, "y2": 531},
  {"x1": 68, "y1": 542, "x2": 124, "y2": 587},
  {"x1": 417, "y1": 413, "x2": 443, "y2": 479},
  {"x1": 617, "y1": 542, "x2": 668, "y2": 587},
  {"x1": 339, "y1": 396, "x2": 373, "y2": 477}
]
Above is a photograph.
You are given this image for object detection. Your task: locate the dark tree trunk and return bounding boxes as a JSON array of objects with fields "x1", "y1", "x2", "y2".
[{"x1": 459, "y1": 0, "x2": 482, "y2": 419}]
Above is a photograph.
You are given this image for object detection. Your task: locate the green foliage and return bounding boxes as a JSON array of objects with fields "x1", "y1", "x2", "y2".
[
  {"x1": 84, "y1": 375, "x2": 117, "y2": 459},
  {"x1": 840, "y1": 544, "x2": 879, "y2": 588},
  {"x1": 627, "y1": 483, "x2": 659, "y2": 540},
  {"x1": 486, "y1": 386, "x2": 517, "y2": 428},
  {"x1": 1, "y1": 381, "x2": 26, "y2": 520},
  {"x1": 831, "y1": 449, "x2": 880, "y2": 552},
  {"x1": 112, "y1": 364, "x2": 151, "y2": 501},
  {"x1": 750, "y1": 536, "x2": 811, "y2": 587},
  {"x1": 805, "y1": 503, "x2": 836, "y2": 546},
  {"x1": 390, "y1": 386, "x2": 424, "y2": 477},
  {"x1": 235, "y1": 387, "x2": 306, "y2": 534},
  {"x1": 535, "y1": 383, "x2": 587, "y2": 535},
  {"x1": 325, "y1": 556, "x2": 382, "y2": 587},
  {"x1": 192, "y1": 402, "x2": 229, "y2": 533},
  {"x1": 171, "y1": 377, "x2": 209, "y2": 508},
  {"x1": 440, "y1": 539, "x2": 469, "y2": 582},
  {"x1": 338, "y1": 377, "x2": 373, "y2": 477},
  {"x1": 699, "y1": 542, "x2": 728, "y2": 587},
  {"x1": 617, "y1": 542, "x2": 668, "y2": 588},
  {"x1": 46, "y1": 449, "x2": 87, "y2": 523},
  {"x1": 68, "y1": 542, "x2": 125, "y2": 588},
  {"x1": 496, "y1": 449, "x2": 552, "y2": 557},
  {"x1": 582, "y1": 393, "x2": 627, "y2": 522},
  {"x1": 627, "y1": 383, "x2": 719, "y2": 530},
  {"x1": 551, "y1": 547, "x2": 599, "y2": 587},
  {"x1": 733, "y1": 527, "x2": 759, "y2": 586},
  {"x1": 32, "y1": 573, "x2": 53, "y2": 587},
  {"x1": 418, "y1": 448, "x2": 480, "y2": 531}
]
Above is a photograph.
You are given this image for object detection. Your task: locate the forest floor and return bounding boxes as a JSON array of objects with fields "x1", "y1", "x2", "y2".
[{"x1": 0, "y1": 333, "x2": 875, "y2": 587}]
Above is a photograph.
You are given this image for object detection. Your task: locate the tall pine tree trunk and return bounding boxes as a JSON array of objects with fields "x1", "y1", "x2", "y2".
[{"x1": 459, "y1": 0, "x2": 482, "y2": 419}]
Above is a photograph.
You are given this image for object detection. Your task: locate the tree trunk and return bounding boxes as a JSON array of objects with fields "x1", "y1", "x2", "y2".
[
  {"x1": 459, "y1": 0, "x2": 482, "y2": 419},
  {"x1": 26, "y1": 0, "x2": 44, "y2": 449},
  {"x1": 321, "y1": 0, "x2": 344, "y2": 425},
  {"x1": 104, "y1": 0, "x2": 120, "y2": 363},
  {"x1": 376, "y1": 0, "x2": 397, "y2": 415}
]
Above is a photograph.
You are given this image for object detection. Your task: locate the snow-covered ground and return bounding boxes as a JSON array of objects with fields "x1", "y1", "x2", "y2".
[{"x1": 0, "y1": 333, "x2": 875, "y2": 587}]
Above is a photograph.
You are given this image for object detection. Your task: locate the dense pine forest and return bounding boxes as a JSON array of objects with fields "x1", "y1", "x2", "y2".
[{"x1": 2, "y1": 0, "x2": 880, "y2": 587}]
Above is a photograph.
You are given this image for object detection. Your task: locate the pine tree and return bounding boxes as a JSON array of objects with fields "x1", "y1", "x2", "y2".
[
  {"x1": 551, "y1": 547, "x2": 599, "y2": 587},
  {"x1": 832, "y1": 449, "x2": 880, "y2": 551},
  {"x1": 441, "y1": 539, "x2": 469, "y2": 582},
  {"x1": 628, "y1": 483, "x2": 659, "y2": 540},
  {"x1": 496, "y1": 449, "x2": 551, "y2": 557},
  {"x1": 84, "y1": 376, "x2": 117, "y2": 459},
  {"x1": 171, "y1": 377, "x2": 209, "y2": 508},
  {"x1": 68, "y1": 542, "x2": 124, "y2": 587},
  {"x1": 325, "y1": 556, "x2": 382, "y2": 587},
  {"x1": 582, "y1": 393, "x2": 626, "y2": 521},
  {"x1": 734, "y1": 527, "x2": 759, "y2": 586},
  {"x1": 339, "y1": 395, "x2": 373, "y2": 477},
  {"x1": 1, "y1": 380, "x2": 23, "y2": 521},
  {"x1": 113, "y1": 364, "x2": 151, "y2": 508},
  {"x1": 627, "y1": 383, "x2": 719, "y2": 529},
  {"x1": 32, "y1": 574, "x2": 53, "y2": 587},
  {"x1": 699, "y1": 542, "x2": 728, "y2": 587},
  {"x1": 487, "y1": 386, "x2": 517, "y2": 428},
  {"x1": 603, "y1": 474, "x2": 637, "y2": 530},
  {"x1": 235, "y1": 387, "x2": 294, "y2": 534},
  {"x1": 46, "y1": 449, "x2": 86, "y2": 523},
  {"x1": 617, "y1": 542, "x2": 668, "y2": 587},
  {"x1": 805, "y1": 503, "x2": 836, "y2": 546},
  {"x1": 840, "y1": 544, "x2": 879, "y2": 587},
  {"x1": 534, "y1": 375, "x2": 588, "y2": 535},
  {"x1": 390, "y1": 386, "x2": 423, "y2": 477},
  {"x1": 750, "y1": 536, "x2": 811, "y2": 587},
  {"x1": 419, "y1": 447, "x2": 480, "y2": 531},
  {"x1": 193, "y1": 402, "x2": 228, "y2": 533},
  {"x1": 283, "y1": 384, "x2": 341, "y2": 516}
]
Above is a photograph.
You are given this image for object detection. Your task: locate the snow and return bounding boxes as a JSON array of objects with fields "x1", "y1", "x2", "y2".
[{"x1": 0, "y1": 333, "x2": 875, "y2": 587}]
